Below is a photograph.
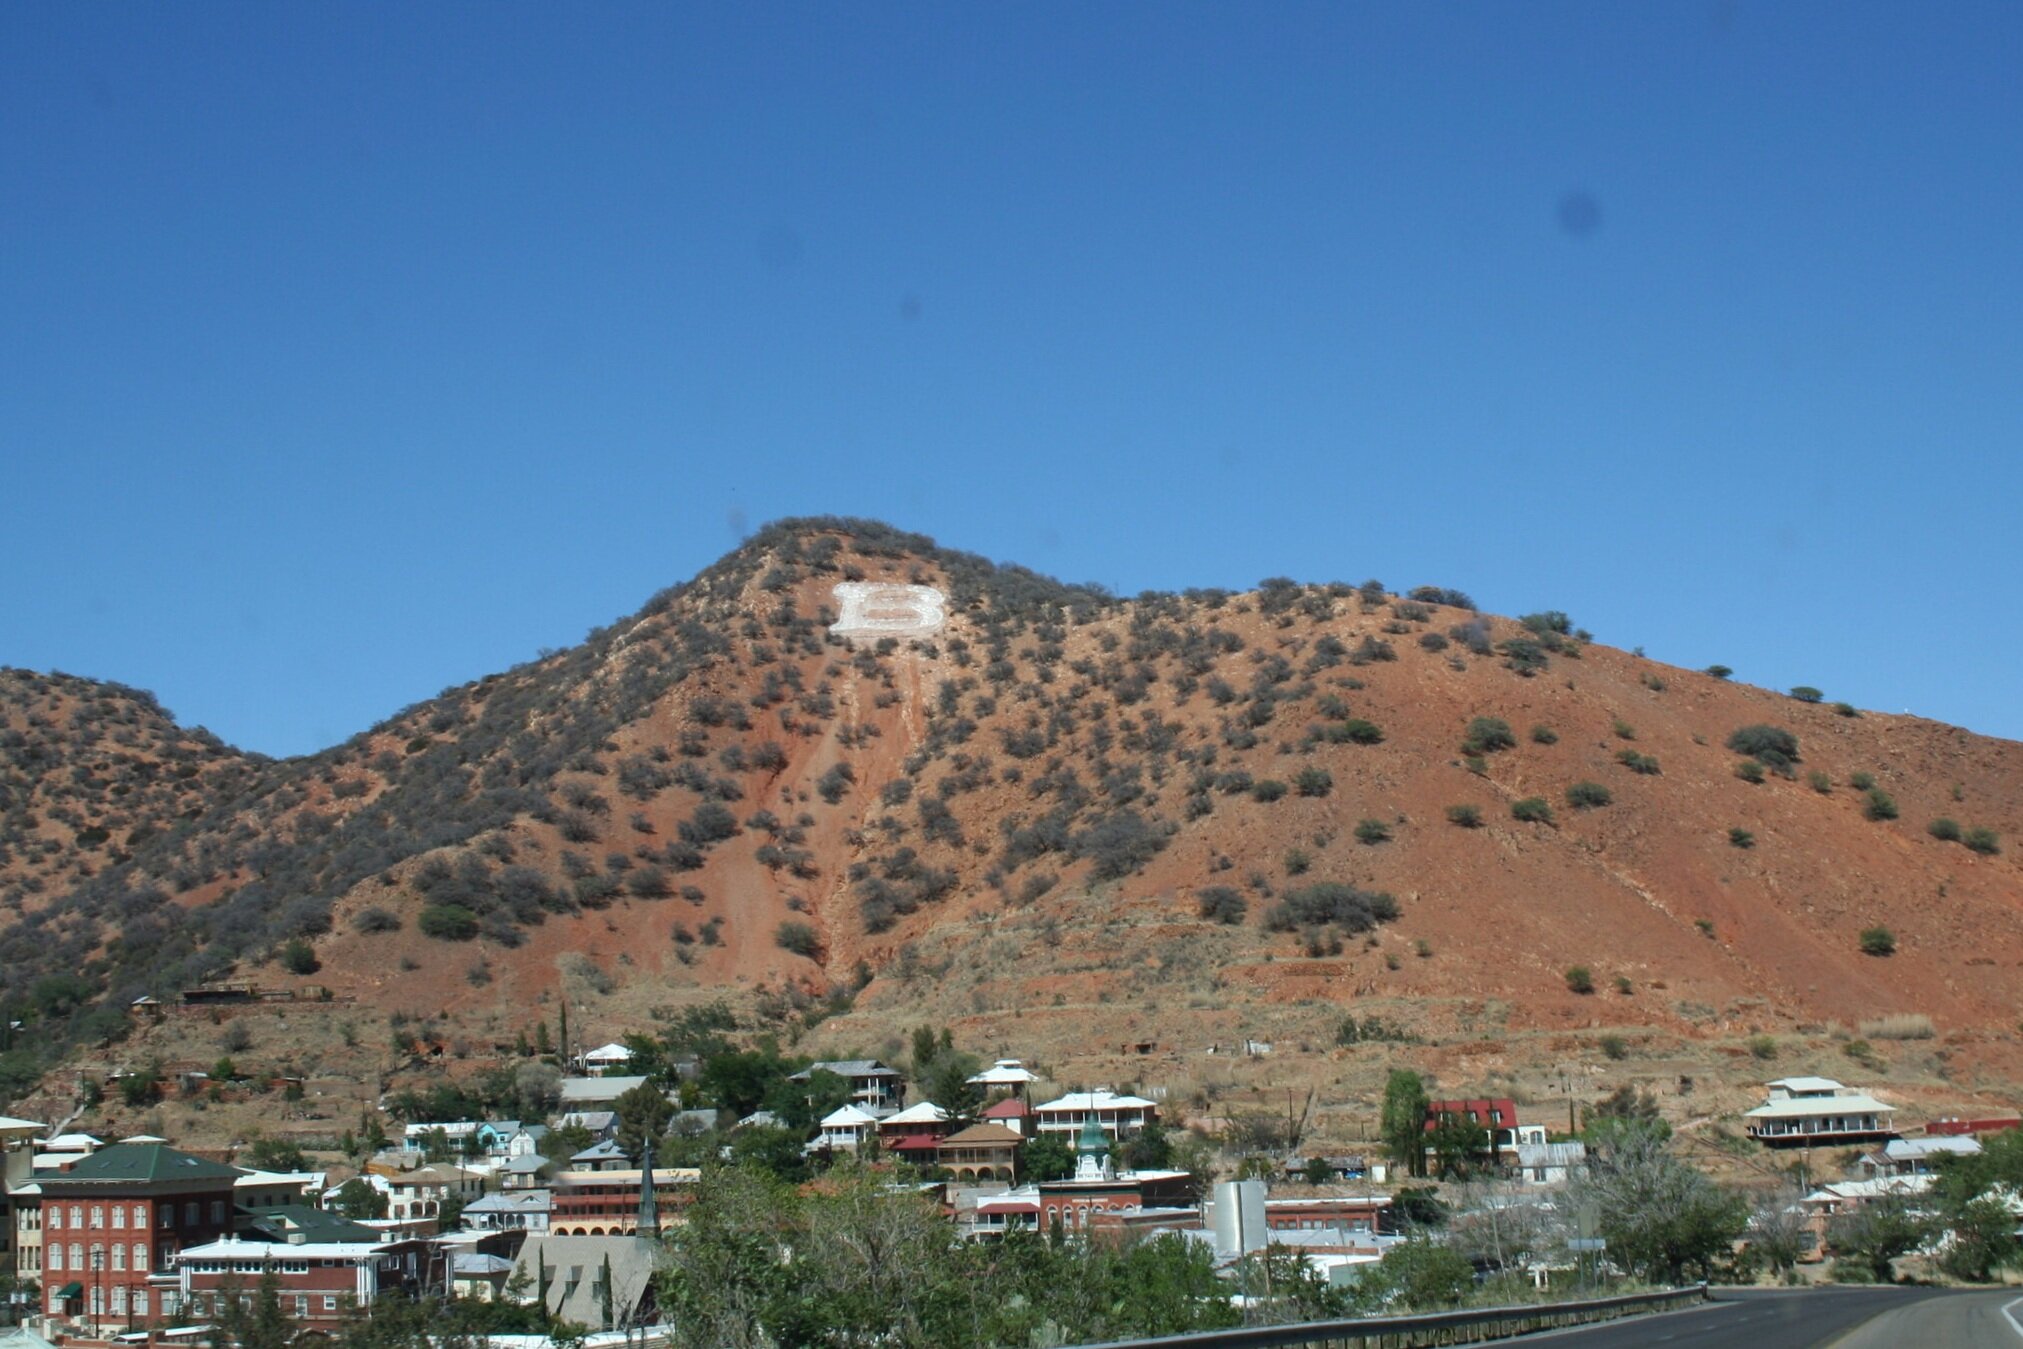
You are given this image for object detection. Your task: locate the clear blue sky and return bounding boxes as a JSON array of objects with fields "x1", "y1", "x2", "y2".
[{"x1": 5, "y1": 3, "x2": 2020, "y2": 755}]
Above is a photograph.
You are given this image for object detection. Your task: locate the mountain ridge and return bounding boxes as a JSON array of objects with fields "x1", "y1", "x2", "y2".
[{"x1": 4, "y1": 517, "x2": 2019, "y2": 1128}]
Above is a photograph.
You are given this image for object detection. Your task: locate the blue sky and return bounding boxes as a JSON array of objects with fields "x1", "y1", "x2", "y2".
[{"x1": 5, "y1": 3, "x2": 2020, "y2": 755}]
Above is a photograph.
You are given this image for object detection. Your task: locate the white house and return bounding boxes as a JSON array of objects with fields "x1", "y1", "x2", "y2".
[
  {"x1": 1860, "y1": 1136, "x2": 1980, "y2": 1177},
  {"x1": 816, "y1": 1104, "x2": 880, "y2": 1152},
  {"x1": 1033, "y1": 1090, "x2": 1158, "y2": 1140},
  {"x1": 1513, "y1": 1141, "x2": 1586, "y2": 1188},
  {"x1": 791, "y1": 1061, "x2": 904, "y2": 1116},
  {"x1": 1745, "y1": 1077, "x2": 1896, "y2": 1146},
  {"x1": 580, "y1": 1043, "x2": 635, "y2": 1076},
  {"x1": 968, "y1": 1060, "x2": 1041, "y2": 1096}
]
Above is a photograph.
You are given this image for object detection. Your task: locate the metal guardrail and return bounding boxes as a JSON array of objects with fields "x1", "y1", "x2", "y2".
[{"x1": 1073, "y1": 1284, "x2": 1710, "y2": 1349}]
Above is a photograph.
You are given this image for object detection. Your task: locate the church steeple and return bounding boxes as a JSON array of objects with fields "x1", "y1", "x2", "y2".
[{"x1": 637, "y1": 1134, "x2": 659, "y2": 1238}]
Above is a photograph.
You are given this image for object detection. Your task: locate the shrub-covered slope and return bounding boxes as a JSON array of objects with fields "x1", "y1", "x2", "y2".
[{"x1": 4, "y1": 517, "x2": 2020, "y2": 1104}]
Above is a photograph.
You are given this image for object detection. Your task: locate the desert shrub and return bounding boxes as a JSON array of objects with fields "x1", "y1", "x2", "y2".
[
  {"x1": 1295, "y1": 768, "x2": 1334, "y2": 798},
  {"x1": 1726, "y1": 725, "x2": 1800, "y2": 774},
  {"x1": 1860, "y1": 1013, "x2": 1933, "y2": 1040},
  {"x1": 1863, "y1": 789, "x2": 1899, "y2": 821},
  {"x1": 1808, "y1": 771, "x2": 1832, "y2": 793},
  {"x1": 1072, "y1": 809, "x2": 1170, "y2": 880},
  {"x1": 775, "y1": 921, "x2": 820, "y2": 957},
  {"x1": 1747, "y1": 1035, "x2": 1777, "y2": 1060},
  {"x1": 1728, "y1": 827, "x2": 1755, "y2": 849},
  {"x1": 1263, "y1": 882, "x2": 1399, "y2": 934},
  {"x1": 1564, "y1": 966, "x2": 1594, "y2": 995},
  {"x1": 352, "y1": 906, "x2": 401, "y2": 934},
  {"x1": 279, "y1": 939, "x2": 319, "y2": 975},
  {"x1": 1850, "y1": 771, "x2": 1876, "y2": 790},
  {"x1": 1418, "y1": 632, "x2": 1449, "y2": 652},
  {"x1": 1409, "y1": 586, "x2": 1475, "y2": 610},
  {"x1": 679, "y1": 802, "x2": 740, "y2": 846},
  {"x1": 1617, "y1": 750, "x2": 1661, "y2": 775},
  {"x1": 1283, "y1": 847, "x2": 1311, "y2": 876},
  {"x1": 1963, "y1": 827, "x2": 2000, "y2": 855},
  {"x1": 1858, "y1": 926, "x2": 1896, "y2": 957},
  {"x1": 1444, "y1": 804, "x2": 1482, "y2": 828},
  {"x1": 1337, "y1": 718, "x2": 1385, "y2": 745},
  {"x1": 1197, "y1": 886, "x2": 1247, "y2": 925},
  {"x1": 1461, "y1": 717, "x2": 1515, "y2": 755},
  {"x1": 1789, "y1": 686, "x2": 1824, "y2": 703},
  {"x1": 418, "y1": 904, "x2": 479, "y2": 942},
  {"x1": 1833, "y1": 702, "x2": 1859, "y2": 718},
  {"x1": 1349, "y1": 637, "x2": 1396, "y2": 665},
  {"x1": 1704, "y1": 664, "x2": 1732, "y2": 679},
  {"x1": 1354, "y1": 818, "x2": 1391, "y2": 845},
  {"x1": 1499, "y1": 638, "x2": 1549, "y2": 677},
  {"x1": 1612, "y1": 719, "x2": 1636, "y2": 740},
  {"x1": 1520, "y1": 611, "x2": 1573, "y2": 636},
  {"x1": 1599, "y1": 1034, "x2": 1628, "y2": 1060},
  {"x1": 1530, "y1": 724, "x2": 1558, "y2": 745},
  {"x1": 1566, "y1": 781, "x2": 1612, "y2": 810},
  {"x1": 1511, "y1": 797, "x2": 1554, "y2": 824},
  {"x1": 1735, "y1": 760, "x2": 1766, "y2": 785},
  {"x1": 1251, "y1": 779, "x2": 1289, "y2": 803},
  {"x1": 1927, "y1": 818, "x2": 1962, "y2": 842},
  {"x1": 816, "y1": 763, "x2": 856, "y2": 804}
]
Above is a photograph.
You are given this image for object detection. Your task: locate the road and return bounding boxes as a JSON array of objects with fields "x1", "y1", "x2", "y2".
[{"x1": 1510, "y1": 1287, "x2": 2023, "y2": 1348}]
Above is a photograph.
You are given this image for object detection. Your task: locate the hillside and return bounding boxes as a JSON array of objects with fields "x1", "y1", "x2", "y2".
[{"x1": 4, "y1": 517, "x2": 2021, "y2": 1144}]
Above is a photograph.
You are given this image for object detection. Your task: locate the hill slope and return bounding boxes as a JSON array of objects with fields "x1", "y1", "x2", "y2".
[{"x1": 4, "y1": 518, "x2": 2020, "y2": 1126}]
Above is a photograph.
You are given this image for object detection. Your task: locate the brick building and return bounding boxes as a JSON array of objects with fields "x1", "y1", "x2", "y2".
[
  {"x1": 173, "y1": 1234, "x2": 433, "y2": 1325},
  {"x1": 35, "y1": 1142, "x2": 240, "y2": 1330}
]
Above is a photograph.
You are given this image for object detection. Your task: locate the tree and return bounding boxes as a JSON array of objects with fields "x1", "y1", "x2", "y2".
[
  {"x1": 1022, "y1": 1133, "x2": 1075, "y2": 1182},
  {"x1": 921, "y1": 1053, "x2": 983, "y2": 1124},
  {"x1": 1426, "y1": 1115, "x2": 1492, "y2": 1180},
  {"x1": 1828, "y1": 1192, "x2": 1930, "y2": 1282},
  {"x1": 329, "y1": 1177, "x2": 389, "y2": 1220},
  {"x1": 1381, "y1": 1070, "x2": 1431, "y2": 1179},
  {"x1": 1937, "y1": 1195, "x2": 2017, "y2": 1282},
  {"x1": 1745, "y1": 1181, "x2": 1812, "y2": 1277},
  {"x1": 614, "y1": 1081, "x2": 675, "y2": 1160},
  {"x1": 1358, "y1": 1238, "x2": 1472, "y2": 1310},
  {"x1": 214, "y1": 1269, "x2": 296, "y2": 1349},
  {"x1": 1575, "y1": 1119, "x2": 1746, "y2": 1283},
  {"x1": 1119, "y1": 1119, "x2": 1173, "y2": 1171},
  {"x1": 244, "y1": 1135, "x2": 308, "y2": 1171}
]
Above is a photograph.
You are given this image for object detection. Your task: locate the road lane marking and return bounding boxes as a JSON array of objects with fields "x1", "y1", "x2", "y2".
[{"x1": 2000, "y1": 1295, "x2": 2023, "y2": 1341}]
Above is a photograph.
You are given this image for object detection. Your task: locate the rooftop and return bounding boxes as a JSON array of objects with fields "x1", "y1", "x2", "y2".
[{"x1": 40, "y1": 1141, "x2": 240, "y2": 1187}]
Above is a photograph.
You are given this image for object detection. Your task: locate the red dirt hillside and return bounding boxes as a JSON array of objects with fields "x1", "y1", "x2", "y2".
[{"x1": 4, "y1": 518, "x2": 2021, "y2": 1132}]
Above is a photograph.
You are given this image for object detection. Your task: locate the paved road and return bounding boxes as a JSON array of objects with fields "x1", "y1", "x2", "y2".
[{"x1": 1511, "y1": 1287, "x2": 2021, "y2": 1348}]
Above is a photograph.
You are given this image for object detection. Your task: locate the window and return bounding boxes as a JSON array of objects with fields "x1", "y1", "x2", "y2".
[
  {"x1": 111, "y1": 1287, "x2": 127, "y2": 1314},
  {"x1": 113, "y1": 1204, "x2": 126, "y2": 1229},
  {"x1": 112, "y1": 1243, "x2": 126, "y2": 1270},
  {"x1": 70, "y1": 1205, "x2": 83, "y2": 1228},
  {"x1": 91, "y1": 1205, "x2": 104, "y2": 1229},
  {"x1": 211, "y1": 1200, "x2": 226, "y2": 1225},
  {"x1": 47, "y1": 1209, "x2": 60, "y2": 1231},
  {"x1": 323, "y1": 1296, "x2": 339, "y2": 1312},
  {"x1": 294, "y1": 1296, "x2": 309, "y2": 1318},
  {"x1": 184, "y1": 1202, "x2": 199, "y2": 1226},
  {"x1": 134, "y1": 1242, "x2": 147, "y2": 1270},
  {"x1": 135, "y1": 1290, "x2": 149, "y2": 1317},
  {"x1": 69, "y1": 1243, "x2": 82, "y2": 1270},
  {"x1": 48, "y1": 1245, "x2": 62, "y2": 1272},
  {"x1": 160, "y1": 1206, "x2": 174, "y2": 1228},
  {"x1": 134, "y1": 1204, "x2": 146, "y2": 1227}
]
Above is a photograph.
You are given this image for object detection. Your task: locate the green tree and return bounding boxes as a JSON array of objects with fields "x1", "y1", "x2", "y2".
[
  {"x1": 1357, "y1": 1238, "x2": 1472, "y2": 1310},
  {"x1": 328, "y1": 1177, "x2": 389, "y2": 1220},
  {"x1": 214, "y1": 1269, "x2": 296, "y2": 1349},
  {"x1": 614, "y1": 1081, "x2": 675, "y2": 1160},
  {"x1": 1381, "y1": 1069, "x2": 1431, "y2": 1179},
  {"x1": 1828, "y1": 1192, "x2": 1930, "y2": 1282},
  {"x1": 1575, "y1": 1119, "x2": 1746, "y2": 1283},
  {"x1": 1022, "y1": 1133, "x2": 1076, "y2": 1182},
  {"x1": 1426, "y1": 1115, "x2": 1491, "y2": 1180}
]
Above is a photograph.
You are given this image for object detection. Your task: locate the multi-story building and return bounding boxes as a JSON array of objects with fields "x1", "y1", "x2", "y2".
[
  {"x1": 174, "y1": 1234, "x2": 433, "y2": 1326},
  {"x1": 1031, "y1": 1091, "x2": 1159, "y2": 1141},
  {"x1": 35, "y1": 1141, "x2": 240, "y2": 1329},
  {"x1": 547, "y1": 1168, "x2": 697, "y2": 1236},
  {"x1": 1744, "y1": 1077, "x2": 1897, "y2": 1147}
]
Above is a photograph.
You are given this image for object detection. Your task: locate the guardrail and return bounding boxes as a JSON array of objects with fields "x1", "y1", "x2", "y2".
[{"x1": 1073, "y1": 1284, "x2": 1710, "y2": 1349}]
